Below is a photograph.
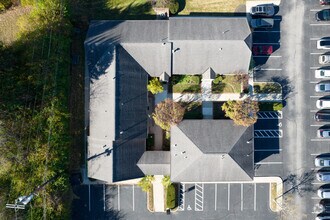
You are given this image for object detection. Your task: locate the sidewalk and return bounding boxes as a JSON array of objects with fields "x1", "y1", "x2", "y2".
[{"x1": 152, "y1": 175, "x2": 165, "y2": 212}]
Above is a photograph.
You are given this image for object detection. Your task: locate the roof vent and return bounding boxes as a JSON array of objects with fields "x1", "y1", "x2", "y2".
[{"x1": 181, "y1": 151, "x2": 186, "y2": 154}]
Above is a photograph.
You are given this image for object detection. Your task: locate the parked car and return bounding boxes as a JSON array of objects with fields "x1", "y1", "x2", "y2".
[
  {"x1": 318, "y1": 38, "x2": 330, "y2": 49},
  {"x1": 320, "y1": 0, "x2": 330, "y2": 5},
  {"x1": 250, "y1": 4, "x2": 275, "y2": 17},
  {"x1": 315, "y1": 156, "x2": 330, "y2": 167},
  {"x1": 317, "y1": 97, "x2": 330, "y2": 109},
  {"x1": 315, "y1": 109, "x2": 330, "y2": 122},
  {"x1": 318, "y1": 187, "x2": 330, "y2": 198},
  {"x1": 250, "y1": 18, "x2": 274, "y2": 28},
  {"x1": 316, "y1": 216, "x2": 330, "y2": 220},
  {"x1": 317, "y1": 171, "x2": 330, "y2": 181},
  {"x1": 315, "y1": 81, "x2": 330, "y2": 92},
  {"x1": 319, "y1": 200, "x2": 330, "y2": 213},
  {"x1": 318, "y1": 128, "x2": 330, "y2": 138},
  {"x1": 316, "y1": 9, "x2": 330, "y2": 21},
  {"x1": 316, "y1": 68, "x2": 330, "y2": 78},
  {"x1": 320, "y1": 55, "x2": 330, "y2": 65},
  {"x1": 252, "y1": 45, "x2": 273, "y2": 55}
]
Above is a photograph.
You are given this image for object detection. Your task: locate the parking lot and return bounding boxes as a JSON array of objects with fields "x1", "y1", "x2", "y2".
[
  {"x1": 305, "y1": 1, "x2": 330, "y2": 218},
  {"x1": 71, "y1": 182, "x2": 278, "y2": 220}
]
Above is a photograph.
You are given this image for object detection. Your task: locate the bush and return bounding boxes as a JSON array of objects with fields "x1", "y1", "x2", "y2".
[
  {"x1": 147, "y1": 77, "x2": 163, "y2": 94},
  {"x1": 166, "y1": 184, "x2": 176, "y2": 209},
  {"x1": 169, "y1": 0, "x2": 179, "y2": 14}
]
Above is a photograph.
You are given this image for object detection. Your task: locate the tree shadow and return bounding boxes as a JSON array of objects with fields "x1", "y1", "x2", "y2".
[
  {"x1": 270, "y1": 76, "x2": 294, "y2": 103},
  {"x1": 177, "y1": 0, "x2": 186, "y2": 13}
]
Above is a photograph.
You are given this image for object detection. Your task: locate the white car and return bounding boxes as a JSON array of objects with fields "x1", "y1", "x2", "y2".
[
  {"x1": 317, "y1": 38, "x2": 330, "y2": 49},
  {"x1": 317, "y1": 128, "x2": 330, "y2": 138},
  {"x1": 317, "y1": 98, "x2": 330, "y2": 109},
  {"x1": 315, "y1": 156, "x2": 330, "y2": 167},
  {"x1": 316, "y1": 69, "x2": 330, "y2": 78},
  {"x1": 320, "y1": 55, "x2": 330, "y2": 64}
]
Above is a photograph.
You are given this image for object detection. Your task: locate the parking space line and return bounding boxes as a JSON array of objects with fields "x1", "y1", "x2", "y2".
[
  {"x1": 257, "y1": 111, "x2": 282, "y2": 119},
  {"x1": 241, "y1": 184, "x2": 243, "y2": 211},
  {"x1": 310, "y1": 9, "x2": 320, "y2": 11},
  {"x1": 254, "y1": 183, "x2": 256, "y2": 211},
  {"x1": 312, "y1": 182, "x2": 323, "y2": 185},
  {"x1": 255, "y1": 149, "x2": 282, "y2": 151},
  {"x1": 195, "y1": 183, "x2": 204, "y2": 211},
  {"x1": 310, "y1": 110, "x2": 318, "y2": 112},
  {"x1": 311, "y1": 139, "x2": 330, "y2": 141},
  {"x1": 311, "y1": 153, "x2": 319, "y2": 155},
  {"x1": 215, "y1": 184, "x2": 217, "y2": 211},
  {"x1": 103, "y1": 184, "x2": 106, "y2": 211},
  {"x1": 118, "y1": 185, "x2": 120, "y2": 211},
  {"x1": 310, "y1": 38, "x2": 319, "y2": 40},
  {"x1": 310, "y1": 95, "x2": 323, "y2": 98},
  {"x1": 228, "y1": 183, "x2": 230, "y2": 211},
  {"x1": 255, "y1": 162, "x2": 283, "y2": 165},
  {"x1": 253, "y1": 55, "x2": 282, "y2": 58},
  {"x1": 310, "y1": 125, "x2": 321, "y2": 127},
  {"x1": 254, "y1": 129, "x2": 283, "y2": 138},
  {"x1": 310, "y1": 81, "x2": 318, "y2": 84},
  {"x1": 257, "y1": 68, "x2": 282, "y2": 71},
  {"x1": 132, "y1": 185, "x2": 135, "y2": 211},
  {"x1": 311, "y1": 23, "x2": 330, "y2": 26},
  {"x1": 89, "y1": 184, "x2": 91, "y2": 212},
  {"x1": 312, "y1": 197, "x2": 320, "y2": 200},
  {"x1": 311, "y1": 53, "x2": 323, "y2": 55},
  {"x1": 310, "y1": 67, "x2": 319, "y2": 70},
  {"x1": 253, "y1": 31, "x2": 281, "y2": 33},
  {"x1": 253, "y1": 42, "x2": 281, "y2": 45}
]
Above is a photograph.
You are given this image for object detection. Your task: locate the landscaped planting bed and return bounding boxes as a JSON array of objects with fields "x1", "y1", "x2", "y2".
[
  {"x1": 180, "y1": 101, "x2": 203, "y2": 119},
  {"x1": 259, "y1": 102, "x2": 283, "y2": 111},
  {"x1": 171, "y1": 75, "x2": 201, "y2": 93},
  {"x1": 212, "y1": 75, "x2": 242, "y2": 93},
  {"x1": 254, "y1": 82, "x2": 282, "y2": 94},
  {"x1": 166, "y1": 184, "x2": 176, "y2": 209}
]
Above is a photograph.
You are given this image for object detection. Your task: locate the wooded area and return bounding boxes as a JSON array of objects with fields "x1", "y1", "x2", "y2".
[{"x1": 0, "y1": 0, "x2": 72, "y2": 218}]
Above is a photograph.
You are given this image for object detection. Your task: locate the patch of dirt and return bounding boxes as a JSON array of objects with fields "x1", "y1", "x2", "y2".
[{"x1": 0, "y1": 6, "x2": 31, "y2": 44}]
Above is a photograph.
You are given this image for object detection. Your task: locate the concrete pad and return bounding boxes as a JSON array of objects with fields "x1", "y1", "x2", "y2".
[{"x1": 152, "y1": 175, "x2": 165, "y2": 212}]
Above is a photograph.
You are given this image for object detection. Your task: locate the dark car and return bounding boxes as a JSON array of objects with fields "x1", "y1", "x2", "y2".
[
  {"x1": 316, "y1": 9, "x2": 330, "y2": 21},
  {"x1": 250, "y1": 4, "x2": 275, "y2": 17},
  {"x1": 315, "y1": 109, "x2": 330, "y2": 122},
  {"x1": 252, "y1": 45, "x2": 273, "y2": 55},
  {"x1": 320, "y1": 0, "x2": 330, "y2": 5},
  {"x1": 320, "y1": 199, "x2": 330, "y2": 212}
]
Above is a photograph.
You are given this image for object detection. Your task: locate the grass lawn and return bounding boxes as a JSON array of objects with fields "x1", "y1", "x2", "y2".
[
  {"x1": 180, "y1": 102, "x2": 203, "y2": 119},
  {"x1": 259, "y1": 102, "x2": 283, "y2": 111},
  {"x1": 166, "y1": 184, "x2": 176, "y2": 209},
  {"x1": 270, "y1": 183, "x2": 277, "y2": 212},
  {"x1": 171, "y1": 75, "x2": 201, "y2": 93},
  {"x1": 178, "y1": 0, "x2": 246, "y2": 15},
  {"x1": 212, "y1": 75, "x2": 242, "y2": 93},
  {"x1": 254, "y1": 82, "x2": 282, "y2": 94}
]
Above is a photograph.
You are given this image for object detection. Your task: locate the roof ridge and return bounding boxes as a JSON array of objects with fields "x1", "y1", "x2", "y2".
[{"x1": 227, "y1": 154, "x2": 253, "y2": 179}]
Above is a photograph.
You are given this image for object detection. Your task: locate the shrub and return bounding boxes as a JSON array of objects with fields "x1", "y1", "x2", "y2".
[
  {"x1": 166, "y1": 184, "x2": 176, "y2": 209},
  {"x1": 147, "y1": 77, "x2": 163, "y2": 94},
  {"x1": 138, "y1": 175, "x2": 155, "y2": 192},
  {"x1": 169, "y1": 0, "x2": 179, "y2": 14}
]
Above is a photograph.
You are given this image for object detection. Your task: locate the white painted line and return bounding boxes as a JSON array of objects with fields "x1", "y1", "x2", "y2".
[
  {"x1": 89, "y1": 184, "x2": 91, "y2": 212},
  {"x1": 273, "y1": 18, "x2": 281, "y2": 21},
  {"x1": 253, "y1": 30, "x2": 281, "y2": 33},
  {"x1": 311, "y1": 23, "x2": 330, "y2": 26},
  {"x1": 311, "y1": 153, "x2": 320, "y2": 155},
  {"x1": 254, "y1": 183, "x2": 256, "y2": 211},
  {"x1": 257, "y1": 68, "x2": 282, "y2": 71},
  {"x1": 253, "y1": 42, "x2": 280, "y2": 45},
  {"x1": 103, "y1": 184, "x2": 106, "y2": 212},
  {"x1": 310, "y1": 95, "x2": 323, "y2": 98},
  {"x1": 312, "y1": 182, "x2": 323, "y2": 185},
  {"x1": 132, "y1": 185, "x2": 135, "y2": 211},
  {"x1": 311, "y1": 125, "x2": 321, "y2": 127},
  {"x1": 310, "y1": 9, "x2": 320, "y2": 11},
  {"x1": 253, "y1": 55, "x2": 282, "y2": 58},
  {"x1": 312, "y1": 197, "x2": 320, "y2": 200},
  {"x1": 310, "y1": 38, "x2": 320, "y2": 40},
  {"x1": 118, "y1": 185, "x2": 120, "y2": 211},
  {"x1": 311, "y1": 139, "x2": 330, "y2": 141},
  {"x1": 228, "y1": 183, "x2": 230, "y2": 211},
  {"x1": 310, "y1": 67, "x2": 319, "y2": 69},
  {"x1": 255, "y1": 162, "x2": 283, "y2": 165},
  {"x1": 215, "y1": 184, "x2": 217, "y2": 211},
  {"x1": 310, "y1": 81, "x2": 318, "y2": 84},
  {"x1": 255, "y1": 149, "x2": 282, "y2": 151},
  {"x1": 241, "y1": 184, "x2": 243, "y2": 211},
  {"x1": 310, "y1": 110, "x2": 318, "y2": 112},
  {"x1": 311, "y1": 52, "x2": 323, "y2": 55}
]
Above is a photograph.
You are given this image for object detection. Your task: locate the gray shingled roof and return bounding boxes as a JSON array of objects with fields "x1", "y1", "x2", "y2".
[
  {"x1": 137, "y1": 151, "x2": 171, "y2": 175},
  {"x1": 170, "y1": 120, "x2": 254, "y2": 182},
  {"x1": 85, "y1": 17, "x2": 252, "y2": 183}
]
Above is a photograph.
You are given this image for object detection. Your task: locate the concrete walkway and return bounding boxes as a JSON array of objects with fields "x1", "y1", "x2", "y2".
[
  {"x1": 152, "y1": 175, "x2": 165, "y2": 212},
  {"x1": 172, "y1": 93, "x2": 282, "y2": 102}
]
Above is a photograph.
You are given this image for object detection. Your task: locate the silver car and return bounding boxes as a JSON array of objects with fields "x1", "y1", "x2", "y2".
[
  {"x1": 317, "y1": 171, "x2": 330, "y2": 181},
  {"x1": 320, "y1": 55, "x2": 330, "y2": 64},
  {"x1": 318, "y1": 129, "x2": 330, "y2": 138},
  {"x1": 318, "y1": 188, "x2": 330, "y2": 198},
  {"x1": 315, "y1": 156, "x2": 330, "y2": 167},
  {"x1": 250, "y1": 18, "x2": 274, "y2": 28},
  {"x1": 315, "y1": 81, "x2": 330, "y2": 92},
  {"x1": 250, "y1": 4, "x2": 275, "y2": 17}
]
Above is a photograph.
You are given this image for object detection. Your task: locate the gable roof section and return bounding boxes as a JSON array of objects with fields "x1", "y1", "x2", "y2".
[
  {"x1": 137, "y1": 151, "x2": 171, "y2": 175},
  {"x1": 171, "y1": 120, "x2": 254, "y2": 182}
]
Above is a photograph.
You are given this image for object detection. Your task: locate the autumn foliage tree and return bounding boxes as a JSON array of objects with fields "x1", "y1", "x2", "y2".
[
  {"x1": 221, "y1": 98, "x2": 259, "y2": 127},
  {"x1": 152, "y1": 98, "x2": 185, "y2": 131},
  {"x1": 147, "y1": 77, "x2": 163, "y2": 94}
]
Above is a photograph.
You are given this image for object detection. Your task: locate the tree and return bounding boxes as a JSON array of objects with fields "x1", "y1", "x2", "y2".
[
  {"x1": 162, "y1": 175, "x2": 171, "y2": 188},
  {"x1": 147, "y1": 77, "x2": 163, "y2": 94},
  {"x1": 152, "y1": 98, "x2": 185, "y2": 131},
  {"x1": 221, "y1": 98, "x2": 259, "y2": 126},
  {"x1": 154, "y1": 0, "x2": 179, "y2": 14},
  {"x1": 138, "y1": 175, "x2": 155, "y2": 192}
]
